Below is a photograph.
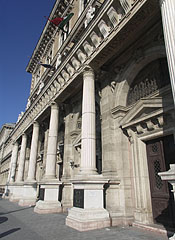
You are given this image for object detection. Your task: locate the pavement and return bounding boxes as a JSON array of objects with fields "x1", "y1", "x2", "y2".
[{"x1": 0, "y1": 198, "x2": 169, "y2": 240}]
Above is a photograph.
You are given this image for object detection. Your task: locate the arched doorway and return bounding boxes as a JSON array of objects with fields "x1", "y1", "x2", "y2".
[{"x1": 118, "y1": 57, "x2": 175, "y2": 229}]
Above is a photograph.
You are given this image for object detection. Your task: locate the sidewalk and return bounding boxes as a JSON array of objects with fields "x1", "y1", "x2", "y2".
[{"x1": 0, "y1": 198, "x2": 168, "y2": 240}]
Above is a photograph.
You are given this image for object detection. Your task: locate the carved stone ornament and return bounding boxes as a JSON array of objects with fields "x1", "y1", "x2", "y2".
[{"x1": 127, "y1": 58, "x2": 170, "y2": 105}]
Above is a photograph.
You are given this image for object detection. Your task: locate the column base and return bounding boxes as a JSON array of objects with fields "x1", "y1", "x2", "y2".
[
  {"x1": 18, "y1": 182, "x2": 37, "y2": 206},
  {"x1": 4, "y1": 184, "x2": 13, "y2": 199},
  {"x1": 9, "y1": 183, "x2": 24, "y2": 202},
  {"x1": 34, "y1": 181, "x2": 62, "y2": 214},
  {"x1": 34, "y1": 200, "x2": 62, "y2": 214},
  {"x1": 66, "y1": 178, "x2": 110, "y2": 231},
  {"x1": 61, "y1": 182, "x2": 73, "y2": 212},
  {"x1": 66, "y1": 207, "x2": 110, "y2": 231},
  {"x1": 109, "y1": 211, "x2": 134, "y2": 226}
]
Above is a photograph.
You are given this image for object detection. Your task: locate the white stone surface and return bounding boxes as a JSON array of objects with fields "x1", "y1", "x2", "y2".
[
  {"x1": 18, "y1": 183, "x2": 37, "y2": 206},
  {"x1": 44, "y1": 188, "x2": 58, "y2": 201},
  {"x1": 45, "y1": 102, "x2": 59, "y2": 179},
  {"x1": 160, "y1": 0, "x2": 175, "y2": 104},
  {"x1": 10, "y1": 142, "x2": 19, "y2": 183},
  {"x1": 27, "y1": 121, "x2": 39, "y2": 181},
  {"x1": 80, "y1": 67, "x2": 97, "y2": 175},
  {"x1": 9, "y1": 184, "x2": 24, "y2": 202},
  {"x1": 84, "y1": 190, "x2": 103, "y2": 209},
  {"x1": 16, "y1": 133, "x2": 27, "y2": 182}
]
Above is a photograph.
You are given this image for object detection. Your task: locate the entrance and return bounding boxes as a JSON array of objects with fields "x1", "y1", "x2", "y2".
[{"x1": 146, "y1": 135, "x2": 175, "y2": 230}]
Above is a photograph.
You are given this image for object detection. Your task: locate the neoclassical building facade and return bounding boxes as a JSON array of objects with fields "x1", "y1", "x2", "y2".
[{"x1": 0, "y1": 0, "x2": 175, "y2": 233}]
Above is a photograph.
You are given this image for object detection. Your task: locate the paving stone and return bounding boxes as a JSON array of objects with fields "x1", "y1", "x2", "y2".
[{"x1": 0, "y1": 199, "x2": 168, "y2": 240}]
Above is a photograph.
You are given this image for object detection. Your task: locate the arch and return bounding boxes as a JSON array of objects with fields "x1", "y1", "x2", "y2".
[{"x1": 113, "y1": 45, "x2": 166, "y2": 108}]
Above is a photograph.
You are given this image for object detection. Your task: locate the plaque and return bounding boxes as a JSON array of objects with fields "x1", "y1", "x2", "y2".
[{"x1": 73, "y1": 189, "x2": 84, "y2": 208}]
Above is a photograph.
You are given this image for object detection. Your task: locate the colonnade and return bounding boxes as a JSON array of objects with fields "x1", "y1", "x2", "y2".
[{"x1": 8, "y1": 67, "x2": 99, "y2": 211}]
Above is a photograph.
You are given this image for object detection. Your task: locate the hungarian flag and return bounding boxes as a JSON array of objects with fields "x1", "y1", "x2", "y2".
[{"x1": 44, "y1": 16, "x2": 64, "y2": 26}]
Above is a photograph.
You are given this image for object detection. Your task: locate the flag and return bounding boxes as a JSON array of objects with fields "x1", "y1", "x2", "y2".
[
  {"x1": 38, "y1": 62, "x2": 54, "y2": 69},
  {"x1": 44, "y1": 16, "x2": 64, "y2": 26}
]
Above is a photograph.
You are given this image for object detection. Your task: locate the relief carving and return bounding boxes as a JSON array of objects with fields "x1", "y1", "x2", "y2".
[{"x1": 127, "y1": 58, "x2": 170, "y2": 105}]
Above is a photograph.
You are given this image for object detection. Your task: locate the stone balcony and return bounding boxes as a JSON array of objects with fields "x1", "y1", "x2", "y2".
[{"x1": 10, "y1": 0, "x2": 159, "y2": 143}]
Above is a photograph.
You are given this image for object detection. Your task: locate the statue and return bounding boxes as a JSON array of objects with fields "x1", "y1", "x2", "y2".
[
  {"x1": 85, "y1": 6, "x2": 95, "y2": 28},
  {"x1": 56, "y1": 53, "x2": 62, "y2": 69},
  {"x1": 37, "y1": 81, "x2": 45, "y2": 95},
  {"x1": 17, "y1": 111, "x2": 24, "y2": 123},
  {"x1": 26, "y1": 98, "x2": 31, "y2": 110}
]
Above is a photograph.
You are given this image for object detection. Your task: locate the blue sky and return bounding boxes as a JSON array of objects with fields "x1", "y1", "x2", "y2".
[{"x1": 0, "y1": 0, "x2": 56, "y2": 128}]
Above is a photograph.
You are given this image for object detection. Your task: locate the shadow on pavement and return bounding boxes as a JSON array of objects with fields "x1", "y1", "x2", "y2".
[
  {"x1": 0, "y1": 206, "x2": 34, "y2": 216},
  {"x1": 0, "y1": 228, "x2": 20, "y2": 238},
  {"x1": 0, "y1": 217, "x2": 8, "y2": 224}
]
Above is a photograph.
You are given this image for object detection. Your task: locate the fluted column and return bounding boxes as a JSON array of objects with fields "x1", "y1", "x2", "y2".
[
  {"x1": 160, "y1": 0, "x2": 175, "y2": 103},
  {"x1": 16, "y1": 133, "x2": 27, "y2": 182},
  {"x1": 10, "y1": 142, "x2": 19, "y2": 183},
  {"x1": 27, "y1": 121, "x2": 39, "y2": 181},
  {"x1": 80, "y1": 66, "x2": 97, "y2": 175},
  {"x1": 45, "y1": 102, "x2": 59, "y2": 179}
]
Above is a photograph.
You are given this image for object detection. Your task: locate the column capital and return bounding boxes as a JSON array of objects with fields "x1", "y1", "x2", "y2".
[
  {"x1": 83, "y1": 65, "x2": 95, "y2": 78},
  {"x1": 159, "y1": 0, "x2": 165, "y2": 7},
  {"x1": 83, "y1": 65, "x2": 94, "y2": 75},
  {"x1": 50, "y1": 101, "x2": 59, "y2": 110},
  {"x1": 22, "y1": 132, "x2": 27, "y2": 138},
  {"x1": 12, "y1": 141, "x2": 19, "y2": 146},
  {"x1": 33, "y1": 121, "x2": 39, "y2": 127}
]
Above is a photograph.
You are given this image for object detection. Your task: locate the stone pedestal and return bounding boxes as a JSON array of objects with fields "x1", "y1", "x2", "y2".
[
  {"x1": 34, "y1": 180, "x2": 62, "y2": 214},
  {"x1": 66, "y1": 178, "x2": 110, "y2": 231},
  {"x1": 9, "y1": 182, "x2": 24, "y2": 202},
  {"x1": 61, "y1": 181, "x2": 73, "y2": 212},
  {"x1": 18, "y1": 181, "x2": 37, "y2": 206}
]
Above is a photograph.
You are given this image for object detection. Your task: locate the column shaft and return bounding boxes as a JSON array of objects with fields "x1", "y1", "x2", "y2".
[
  {"x1": 80, "y1": 67, "x2": 97, "y2": 174},
  {"x1": 10, "y1": 142, "x2": 19, "y2": 183},
  {"x1": 27, "y1": 121, "x2": 39, "y2": 181},
  {"x1": 16, "y1": 133, "x2": 27, "y2": 182},
  {"x1": 45, "y1": 102, "x2": 59, "y2": 179},
  {"x1": 160, "y1": 0, "x2": 175, "y2": 103},
  {"x1": 62, "y1": 112, "x2": 72, "y2": 179}
]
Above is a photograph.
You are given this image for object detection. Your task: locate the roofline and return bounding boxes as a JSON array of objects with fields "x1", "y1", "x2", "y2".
[{"x1": 26, "y1": 0, "x2": 61, "y2": 73}]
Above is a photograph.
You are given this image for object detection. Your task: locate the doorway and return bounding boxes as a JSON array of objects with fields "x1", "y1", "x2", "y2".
[{"x1": 146, "y1": 135, "x2": 175, "y2": 230}]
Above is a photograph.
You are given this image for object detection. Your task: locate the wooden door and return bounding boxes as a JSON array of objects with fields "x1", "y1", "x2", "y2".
[{"x1": 146, "y1": 136, "x2": 175, "y2": 229}]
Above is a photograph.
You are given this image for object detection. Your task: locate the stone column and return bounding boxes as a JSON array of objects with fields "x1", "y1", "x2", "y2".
[
  {"x1": 16, "y1": 133, "x2": 27, "y2": 182},
  {"x1": 160, "y1": 0, "x2": 175, "y2": 103},
  {"x1": 45, "y1": 102, "x2": 59, "y2": 179},
  {"x1": 10, "y1": 141, "x2": 19, "y2": 183},
  {"x1": 62, "y1": 111, "x2": 74, "y2": 212},
  {"x1": 27, "y1": 121, "x2": 39, "y2": 181},
  {"x1": 80, "y1": 66, "x2": 97, "y2": 175},
  {"x1": 66, "y1": 67, "x2": 110, "y2": 231}
]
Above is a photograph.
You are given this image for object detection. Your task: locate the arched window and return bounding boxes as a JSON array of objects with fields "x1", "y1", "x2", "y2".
[{"x1": 127, "y1": 58, "x2": 170, "y2": 106}]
